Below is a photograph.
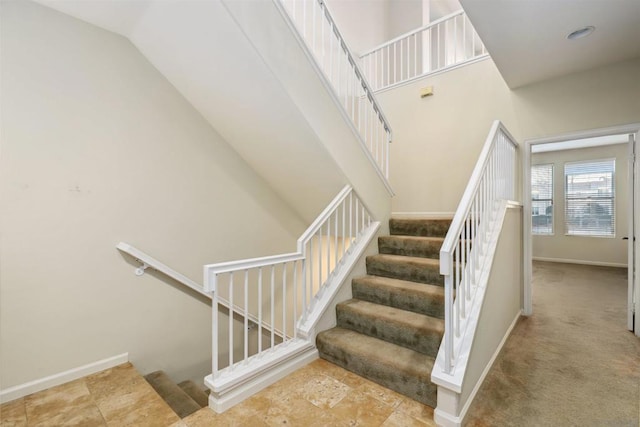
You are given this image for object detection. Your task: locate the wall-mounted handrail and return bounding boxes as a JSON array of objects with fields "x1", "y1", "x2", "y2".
[
  {"x1": 276, "y1": 0, "x2": 393, "y2": 181},
  {"x1": 360, "y1": 10, "x2": 487, "y2": 92},
  {"x1": 204, "y1": 185, "x2": 378, "y2": 379},
  {"x1": 116, "y1": 242, "x2": 210, "y2": 299},
  {"x1": 116, "y1": 242, "x2": 284, "y2": 337},
  {"x1": 438, "y1": 120, "x2": 519, "y2": 374}
]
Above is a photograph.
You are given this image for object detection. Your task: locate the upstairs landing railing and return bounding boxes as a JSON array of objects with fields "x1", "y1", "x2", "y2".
[
  {"x1": 360, "y1": 10, "x2": 487, "y2": 92},
  {"x1": 277, "y1": 0, "x2": 392, "y2": 181},
  {"x1": 204, "y1": 185, "x2": 378, "y2": 380},
  {"x1": 439, "y1": 121, "x2": 518, "y2": 374}
]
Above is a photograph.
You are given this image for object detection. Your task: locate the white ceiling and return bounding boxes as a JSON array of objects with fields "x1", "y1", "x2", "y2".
[{"x1": 460, "y1": 0, "x2": 640, "y2": 88}]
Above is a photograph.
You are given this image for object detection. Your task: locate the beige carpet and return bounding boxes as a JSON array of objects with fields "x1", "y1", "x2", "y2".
[{"x1": 466, "y1": 261, "x2": 640, "y2": 427}]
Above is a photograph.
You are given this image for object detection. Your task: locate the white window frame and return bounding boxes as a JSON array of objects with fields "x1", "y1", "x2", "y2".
[
  {"x1": 564, "y1": 158, "x2": 616, "y2": 238},
  {"x1": 531, "y1": 163, "x2": 554, "y2": 236}
]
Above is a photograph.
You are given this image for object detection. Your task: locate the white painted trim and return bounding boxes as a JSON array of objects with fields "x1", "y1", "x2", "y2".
[
  {"x1": 433, "y1": 311, "x2": 521, "y2": 427},
  {"x1": 457, "y1": 310, "x2": 521, "y2": 424},
  {"x1": 524, "y1": 123, "x2": 640, "y2": 321},
  {"x1": 0, "y1": 353, "x2": 129, "y2": 403},
  {"x1": 432, "y1": 200, "x2": 512, "y2": 392},
  {"x1": 371, "y1": 55, "x2": 491, "y2": 95},
  {"x1": 298, "y1": 222, "x2": 380, "y2": 339},
  {"x1": 391, "y1": 211, "x2": 455, "y2": 219},
  {"x1": 206, "y1": 345, "x2": 318, "y2": 413},
  {"x1": 532, "y1": 257, "x2": 627, "y2": 268},
  {"x1": 117, "y1": 242, "x2": 211, "y2": 298}
]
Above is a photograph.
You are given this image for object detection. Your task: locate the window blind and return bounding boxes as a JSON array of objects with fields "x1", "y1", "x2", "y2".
[
  {"x1": 531, "y1": 164, "x2": 553, "y2": 235},
  {"x1": 564, "y1": 159, "x2": 615, "y2": 237}
]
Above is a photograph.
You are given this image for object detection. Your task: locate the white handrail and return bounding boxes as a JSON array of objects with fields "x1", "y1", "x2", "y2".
[
  {"x1": 205, "y1": 185, "x2": 377, "y2": 379},
  {"x1": 360, "y1": 10, "x2": 465, "y2": 56},
  {"x1": 360, "y1": 10, "x2": 487, "y2": 92},
  {"x1": 117, "y1": 242, "x2": 210, "y2": 298},
  {"x1": 438, "y1": 120, "x2": 518, "y2": 374},
  {"x1": 276, "y1": 0, "x2": 393, "y2": 181}
]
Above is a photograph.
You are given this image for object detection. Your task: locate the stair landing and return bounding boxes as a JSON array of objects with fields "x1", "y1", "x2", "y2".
[{"x1": 0, "y1": 360, "x2": 435, "y2": 426}]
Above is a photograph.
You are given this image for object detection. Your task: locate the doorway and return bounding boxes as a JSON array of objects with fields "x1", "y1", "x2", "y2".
[{"x1": 523, "y1": 124, "x2": 640, "y2": 336}]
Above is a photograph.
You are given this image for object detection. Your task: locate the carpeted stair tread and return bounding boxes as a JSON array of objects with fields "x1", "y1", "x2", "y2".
[
  {"x1": 366, "y1": 254, "x2": 443, "y2": 286},
  {"x1": 378, "y1": 235, "x2": 444, "y2": 258},
  {"x1": 352, "y1": 275, "x2": 445, "y2": 318},
  {"x1": 336, "y1": 299, "x2": 444, "y2": 356},
  {"x1": 316, "y1": 327, "x2": 437, "y2": 407},
  {"x1": 144, "y1": 371, "x2": 202, "y2": 418},
  {"x1": 177, "y1": 380, "x2": 209, "y2": 408},
  {"x1": 390, "y1": 218, "x2": 452, "y2": 238}
]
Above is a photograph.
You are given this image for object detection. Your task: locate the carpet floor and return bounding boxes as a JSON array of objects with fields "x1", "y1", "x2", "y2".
[{"x1": 466, "y1": 261, "x2": 640, "y2": 426}]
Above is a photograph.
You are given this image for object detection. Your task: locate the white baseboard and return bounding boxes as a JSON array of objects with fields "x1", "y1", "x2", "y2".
[
  {"x1": 434, "y1": 311, "x2": 521, "y2": 427},
  {"x1": 207, "y1": 347, "x2": 318, "y2": 413},
  {"x1": 0, "y1": 353, "x2": 129, "y2": 404},
  {"x1": 391, "y1": 212, "x2": 455, "y2": 219},
  {"x1": 533, "y1": 257, "x2": 627, "y2": 268}
]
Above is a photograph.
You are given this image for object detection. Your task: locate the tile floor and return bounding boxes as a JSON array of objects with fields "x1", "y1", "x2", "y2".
[{"x1": 1, "y1": 359, "x2": 435, "y2": 426}]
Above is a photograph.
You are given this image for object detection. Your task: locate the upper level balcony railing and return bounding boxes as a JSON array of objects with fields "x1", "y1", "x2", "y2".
[{"x1": 360, "y1": 10, "x2": 488, "y2": 92}]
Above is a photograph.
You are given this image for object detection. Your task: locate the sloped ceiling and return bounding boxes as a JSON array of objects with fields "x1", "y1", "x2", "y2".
[{"x1": 461, "y1": 0, "x2": 640, "y2": 88}]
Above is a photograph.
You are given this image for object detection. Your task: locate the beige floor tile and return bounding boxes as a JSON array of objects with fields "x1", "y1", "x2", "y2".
[
  {"x1": 181, "y1": 407, "x2": 219, "y2": 426},
  {"x1": 355, "y1": 381, "x2": 404, "y2": 409},
  {"x1": 0, "y1": 398, "x2": 27, "y2": 427},
  {"x1": 329, "y1": 389, "x2": 395, "y2": 426},
  {"x1": 96, "y1": 381, "x2": 179, "y2": 426},
  {"x1": 85, "y1": 363, "x2": 145, "y2": 402},
  {"x1": 300, "y1": 374, "x2": 351, "y2": 410},
  {"x1": 381, "y1": 410, "x2": 429, "y2": 427},
  {"x1": 395, "y1": 398, "x2": 435, "y2": 425},
  {"x1": 264, "y1": 395, "x2": 349, "y2": 427},
  {"x1": 24, "y1": 379, "x2": 106, "y2": 427}
]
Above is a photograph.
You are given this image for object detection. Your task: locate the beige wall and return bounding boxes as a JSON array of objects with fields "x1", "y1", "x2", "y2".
[
  {"x1": 460, "y1": 206, "x2": 523, "y2": 413},
  {"x1": 0, "y1": 1, "x2": 307, "y2": 389},
  {"x1": 326, "y1": 0, "x2": 389, "y2": 55},
  {"x1": 532, "y1": 144, "x2": 628, "y2": 266},
  {"x1": 377, "y1": 57, "x2": 640, "y2": 213}
]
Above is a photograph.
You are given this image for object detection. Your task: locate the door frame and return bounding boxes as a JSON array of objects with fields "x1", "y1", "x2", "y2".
[{"x1": 523, "y1": 123, "x2": 640, "y2": 337}]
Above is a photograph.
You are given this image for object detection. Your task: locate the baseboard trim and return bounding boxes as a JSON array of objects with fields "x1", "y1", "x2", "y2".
[
  {"x1": 206, "y1": 347, "x2": 318, "y2": 413},
  {"x1": 0, "y1": 353, "x2": 129, "y2": 403},
  {"x1": 533, "y1": 257, "x2": 626, "y2": 268},
  {"x1": 457, "y1": 310, "x2": 522, "y2": 423},
  {"x1": 391, "y1": 212, "x2": 455, "y2": 219},
  {"x1": 434, "y1": 311, "x2": 521, "y2": 427}
]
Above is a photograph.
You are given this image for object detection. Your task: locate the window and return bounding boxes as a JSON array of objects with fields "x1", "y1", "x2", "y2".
[
  {"x1": 531, "y1": 164, "x2": 553, "y2": 235},
  {"x1": 564, "y1": 159, "x2": 615, "y2": 237}
]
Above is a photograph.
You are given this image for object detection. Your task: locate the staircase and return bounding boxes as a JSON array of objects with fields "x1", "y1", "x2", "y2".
[
  {"x1": 316, "y1": 217, "x2": 451, "y2": 407},
  {"x1": 144, "y1": 371, "x2": 209, "y2": 419}
]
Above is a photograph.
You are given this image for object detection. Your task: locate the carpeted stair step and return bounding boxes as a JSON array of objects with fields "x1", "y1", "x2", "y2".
[
  {"x1": 352, "y1": 275, "x2": 445, "y2": 318},
  {"x1": 390, "y1": 218, "x2": 452, "y2": 238},
  {"x1": 378, "y1": 235, "x2": 443, "y2": 259},
  {"x1": 177, "y1": 380, "x2": 209, "y2": 408},
  {"x1": 144, "y1": 371, "x2": 202, "y2": 418},
  {"x1": 336, "y1": 299, "x2": 444, "y2": 357},
  {"x1": 316, "y1": 327, "x2": 437, "y2": 407},
  {"x1": 367, "y1": 254, "x2": 443, "y2": 286}
]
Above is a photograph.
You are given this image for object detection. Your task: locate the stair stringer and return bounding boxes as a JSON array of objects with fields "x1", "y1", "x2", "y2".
[{"x1": 431, "y1": 202, "x2": 523, "y2": 427}]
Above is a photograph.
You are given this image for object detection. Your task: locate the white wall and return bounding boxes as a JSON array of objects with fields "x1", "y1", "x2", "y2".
[
  {"x1": 376, "y1": 57, "x2": 640, "y2": 213},
  {"x1": 532, "y1": 144, "x2": 628, "y2": 266},
  {"x1": 326, "y1": 0, "x2": 389, "y2": 55},
  {"x1": 0, "y1": 0, "x2": 307, "y2": 389}
]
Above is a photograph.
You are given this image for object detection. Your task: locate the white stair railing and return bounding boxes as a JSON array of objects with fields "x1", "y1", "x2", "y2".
[
  {"x1": 439, "y1": 121, "x2": 518, "y2": 374},
  {"x1": 204, "y1": 185, "x2": 377, "y2": 380},
  {"x1": 360, "y1": 10, "x2": 487, "y2": 92},
  {"x1": 277, "y1": 0, "x2": 392, "y2": 180}
]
